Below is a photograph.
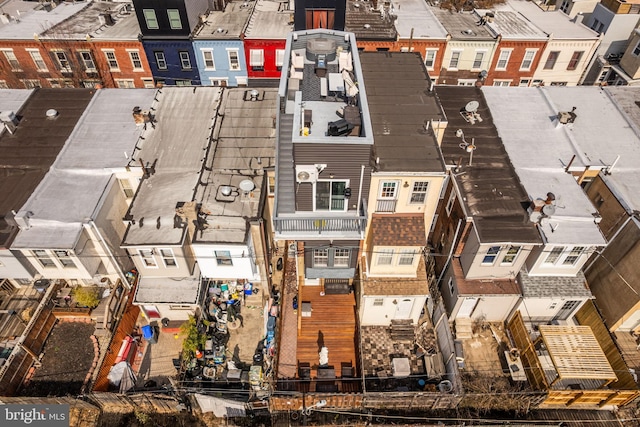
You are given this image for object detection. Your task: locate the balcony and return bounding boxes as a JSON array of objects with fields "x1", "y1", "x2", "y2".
[
  {"x1": 273, "y1": 215, "x2": 367, "y2": 239},
  {"x1": 375, "y1": 199, "x2": 397, "y2": 213}
]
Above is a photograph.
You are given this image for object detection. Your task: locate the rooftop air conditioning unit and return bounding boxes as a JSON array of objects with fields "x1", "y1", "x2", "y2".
[{"x1": 296, "y1": 165, "x2": 318, "y2": 183}]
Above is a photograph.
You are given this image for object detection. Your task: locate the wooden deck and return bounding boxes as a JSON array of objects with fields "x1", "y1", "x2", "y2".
[{"x1": 297, "y1": 285, "x2": 358, "y2": 379}]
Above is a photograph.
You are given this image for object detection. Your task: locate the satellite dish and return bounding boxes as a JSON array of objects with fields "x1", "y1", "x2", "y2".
[
  {"x1": 542, "y1": 204, "x2": 556, "y2": 217},
  {"x1": 465, "y1": 101, "x2": 479, "y2": 113},
  {"x1": 239, "y1": 179, "x2": 255, "y2": 192}
]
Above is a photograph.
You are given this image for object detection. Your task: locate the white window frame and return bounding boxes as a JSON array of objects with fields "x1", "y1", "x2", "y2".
[
  {"x1": 103, "y1": 50, "x2": 119, "y2": 71},
  {"x1": 275, "y1": 49, "x2": 285, "y2": 69},
  {"x1": 425, "y1": 49, "x2": 437, "y2": 70},
  {"x1": 175, "y1": 79, "x2": 192, "y2": 86},
  {"x1": 496, "y1": 49, "x2": 511, "y2": 70},
  {"x1": 159, "y1": 248, "x2": 178, "y2": 268},
  {"x1": 115, "y1": 79, "x2": 135, "y2": 88},
  {"x1": 78, "y1": 50, "x2": 96, "y2": 72},
  {"x1": 54, "y1": 250, "x2": 75, "y2": 269},
  {"x1": 154, "y1": 51, "x2": 167, "y2": 70},
  {"x1": 448, "y1": 50, "x2": 461, "y2": 70},
  {"x1": 32, "y1": 250, "x2": 55, "y2": 268},
  {"x1": 27, "y1": 49, "x2": 47, "y2": 71},
  {"x1": 128, "y1": 50, "x2": 143, "y2": 71},
  {"x1": 22, "y1": 79, "x2": 41, "y2": 89},
  {"x1": 215, "y1": 250, "x2": 232, "y2": 266},
  {"x1": 562, "y1": 246, "x2": 586, "y2": 266},
  {"x1": 492, "y1": 80, "x2": 512, "y2": 87},
  {"x1": 410, "y1": 181, "x2": 429, "y2": 204},
  {"x1": 227, "y1": 49, "x2": 240, "y2": 71},
  {"x1": 472, "y1": 50, "x2": 486, "y2": 70},
  {"x1": 398, "y1": 249, "x2": 416, "y2": 266},
  {"x1": 250, "y1": 49, "x2": 264, "y2": 69},
  {"x1": 167, "y1": 9, "x2": 182, "y2": 29},
  {"x1": 143, "y1": 9, "x2": 159, "y2": 30},
  {"x1": 544, "y1": 246, "x2": 565, "y2": 265},
  {"x1": 314, "y1": 179, "x2": 349, "y2": 212},
  {"x1": 445, "y1": 191, "x2": 456, "y2": 216},
  {"x1": 518, "y1": 79, "x2": 531, "y2": 87},
  {"x1": 209, "y1": 77, "x2": 228, "y2": 87},
  {"x1": 500, "y1": 246, "x2": 521, "y2": 266},
  {"x1": 142, "y1": 78, "x2": 155, "y2": 88},
  {"x1": 313, "y1": 248, "x2": 328, "y2": 267},
  {"x1": 179, "y1": 51, "x2": 191, "y2": 70},
  {"x1": 457, "y1": 79, "x2": 476, "y2": 86},
  {"x1": 379, "y1": 181, "x2": 398, "y2": 199},
  {"x1": 377, "y1": 249, "x2": 394, "y2": 266},
  {"x1": 2, "y1": 49, "x2": 20, "y2": 71},
  {"x1": 482, "y1": 246, "x2": 501, "y2": 266},
  {"x1": 202, "y1": 49, "x2": 215, "y2": 70},
  {"x1": 373, "y1": 298, "x2": 384, "y2": 307},
  {"x1": 334, "y1": 248, "x2": 350, "y2": 267},
  {"x1": 139, "y1": 249, "x2": 157, "y2": 268},
  {"x1": 52, "y1": 50, "x2": 71, "y2": 72},
  {"x1": 520, "y1": 49, "x2": 537, "y2": 71}
]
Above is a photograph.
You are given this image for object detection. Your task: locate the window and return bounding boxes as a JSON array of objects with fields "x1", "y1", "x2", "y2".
[
  {"x1": 449, "y1": 51, "x2": 461, "y2": 69},
  {"x1": 33, "y1": 250, "x2": 55, "y2": 268},
  {"x1": 28, "y1": 50, "x2": 47, "y2": 71},
  {"x1": 563, "y1": 246, "x2": 585, "y2": 265},
  {"x1": 119, "y1": 178, "x2": 134, "y2": 198},
  {"x1": 532, "y1": 79, "x2": 543, "y2": 87},
  {"x1": 398, "y1": 250, "x2": 416, "y2": 266},
  {"x1": 425, "y1": 49, "x2": 437, "y2": 70},
  {"x1": 334, "y1": 249, "x2": 350, "y2": 267},
  {"x1": 313, "y1": 249, "x2": 328, "y2": 267},
  {"x1": 210, "y1": 78, "x2": 228, "y2": 86},
  {"x1": 139, "y1": 249, "x2": 157, "y2": 268},
  {"x1": 129, "y1": 51, "x2": 143, "y2": 70},
  {"x1": 202, "y1": 50, "x2": 215, "y2": 69},
  {"x1": 567, "y1": 51, "x2": 583, "y2": 70},
  {"x1": 400, "y1": 46, "x2": 414, "y2": 52},
  {"x1": 377, "y1": 249, "x2": 394, "y2": 266},
  {"x1": 82, "y1": 80, "x2": 100, "y2": 88},
  {"x1": 472, "y1": 51, "x2": 485, "y2": 69},
  {"x1": 544, "y1": 51, "x2": 559, "y2": 70},
  {"x1": 167, "y1": 9, "x2": 181, "y2": 29},
  {"x1": 22, "y1": 79, "x2": 41, "y2": 89},
  {"x1": 54, "y1": 250, "x2": 75, "y2": 268},
  {"x1": 154, "y1": 51, "x2": 167, "y2": 70},
  {"x1": 275, "y1": 49, "x2": 285, "y2": 70},
  {"x1": 268, "y1": 175, "x2": 275, "y2": 194},
  {"x1": 179, "y1": 51, "x2": 191, "y2": 70},
  {"x1": 142, "y1": 78, "x2": 155, "y2": 88},
  {"x1": 53, "y1": 51, "x2": 71, "y2": 72},
  {"x1": 445, "y1": 191, "x2": 456, "y2": 216},
  {"x1": 160, "y1": 248, "x2": 177, "y2": 267},
  {"x1": 115, "y1": 79, "x2": 135, "y2": 88},
  {"x1": 496, "y1": 50, "x2": 511, "y2": 70},
  {"x1": 215, "y1": 250, "x2": 232, "y2": 266},
  {"x1": 492, "y1": 80, "x2": 511, "y2": 87},
  {"x1": 104, "y1": 50, "x2": 119, "y2": 70},
  {"x1": 250, "y1": 49, "x2": 264, "y2": 71},
  {"x1": 228, "y1": 50, "x2": 240, "y2": 70},
  {"x1": 550, "y1": 81, "x2": 567, "y2": 86},
  {"x1": 544, "y1": 246, "x2": 564, "y2": 265},
  {"x1": 175, "y1": 79, "x2": 192, "y2": 86},
  {"x1": 316, "y1": 180, "x2": 348, "y2": 211},
  {"x1": 501, "y1": 246, "x2": 521, "y2": 265},
  {"x1": 519, "y1": 79, "x2": 531, "y2": 87},
  {"x1": 79, "y1": 51, "x2": 96, "y2": 71},
  {"x1": 430, "y1": 213, "x2": 438, "y2": 233},
  {"x1": 379, "y1": 181, "x2": 398, "y2": 199},
  {"x1": 373, "y1": 298, "x2": 384, "y2": 307},
  {"x1": 410, "y1": 181, "x2": 429, "y2": 204},
  {"x1": 457, "y1": 79, "x2": 476, "y2": 86},
  {"x1": 520, "y1": 50, "x2": 536, "y2": 70},
  {"x1": 143, "y1": 9, "x2": 159, "y2": 29},
  {"x1": 2, "y1": 49, "x2": 20, "y2": 71},
  {"x1": 559, "y1": 0, "x2": 570, "y2": 12},
  {"x1": 482, "y1": 246, "x2": 501, "y2": 265},
  {"x1": 0, "y1": 80, "x2": 8, "y2": 89}
]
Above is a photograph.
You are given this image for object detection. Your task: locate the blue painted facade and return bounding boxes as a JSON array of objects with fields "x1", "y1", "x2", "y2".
[
  {"x1": 142, "y1": 40, "x2": 201, "y2": 86},
  {"x1": 192, "y1": 40, "x2": 248, "y2": 87}
]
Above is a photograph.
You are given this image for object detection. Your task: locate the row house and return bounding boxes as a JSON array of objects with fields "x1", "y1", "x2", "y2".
[
  {"x1": 358, "y1": 51, "x2": 446, "y2": 328},
  {"x1": 133, "y1": 0, "x2": 205, "y2": 86},
  {"x1": 0, "y1": 1, "x2": 152, "y2": 89},
  {"x1": 243, "y1": 0, "x2": 292, "y2": 85},
  {"x1": 8, "y1": 89, "x2": 156, "y2": 292},
  {"x1": 598, "y1": 24, "x2": 640, "y2": 85},
  {"x1": 192, "y1": 0, "x2": 254, "y2": 87},
  {"x1": 293, "y1": 0, "x2": 347, "y2": 31},
  {"x1": 344, "y1": 0, "x2": 397, "y2": 52}
]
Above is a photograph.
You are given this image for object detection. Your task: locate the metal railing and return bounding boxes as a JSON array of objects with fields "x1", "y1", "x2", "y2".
[{"x1": 375, "y1": 199, "x2": 397, "y2": 213}]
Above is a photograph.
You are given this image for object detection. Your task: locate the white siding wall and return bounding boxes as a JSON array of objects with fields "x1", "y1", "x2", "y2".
[
  {"x1": 360, "y1": 295, "x2": 426, "y2": 326},
  {"x1": 193, "y1": 243, "x2": 259, "y2": 280}
]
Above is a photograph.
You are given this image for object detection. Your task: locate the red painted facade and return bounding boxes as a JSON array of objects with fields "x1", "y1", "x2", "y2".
[
  {"x1": 243, "y1": 38, "x2": 287, "y2": 80},
  {"x1": 0, "y1": 39, "x2": 152, "y2": 88}
]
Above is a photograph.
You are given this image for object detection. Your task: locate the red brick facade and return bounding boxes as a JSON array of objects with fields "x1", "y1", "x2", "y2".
[{"x1": 485, "y1": 40, "x2": 546, "y2": 87}]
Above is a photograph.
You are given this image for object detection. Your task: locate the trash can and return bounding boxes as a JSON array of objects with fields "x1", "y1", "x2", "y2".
[{"x1": 142, "y1": 325, "x2": 157, "y2": 344}]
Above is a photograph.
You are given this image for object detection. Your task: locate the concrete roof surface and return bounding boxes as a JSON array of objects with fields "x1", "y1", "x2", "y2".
[
  {"x1": 135, "y1": 275, "x2": 201, "y2": 304},
  {"x1": 194, "y1": 0, "x2": 253, "y2": 39},
  {"x1": 392, "y1": 0, "x2": 448, "y2": 39},
  {"x1": 506, "y1": 0, "x2": 599, "y2": 39},
  {"x1": 429, "y1": 7, "x2": 495, "y2": 40},
  {"x1": 474, "y1": 7, "x2": 547, "y2": 39},
  {"x1": 0, "y1": 1, "x2": 88, "y2": 39},
  {"x1": 243, "y1": 0, "x2": 292, "y2": 39},
  {"x1": 360, "y1": 51, "x2": 445, "y2": 173},
  {"x1": 195, "y1": 88, "x2": 277, "y2": 244},
  {"x1": 482, "y1": 87, "x2": 607, "y2": 246},
  {"x1": 42, "y1": 1, "x2": 138, "y2": 40},
  {"x1": 91, "y1": 11, "x2": 141, "y2": 40},
  {"x1": 123, "y1": 87, "x2": 222, "y2": 246}
]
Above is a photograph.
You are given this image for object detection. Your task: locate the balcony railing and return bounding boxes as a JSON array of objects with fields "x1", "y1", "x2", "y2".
[
  {"x1": 273, "y1": 215, "x2": 367, "y2": 235},
  {"x1": 375, "y1": 199, "x2": 397, "y2": 213}
]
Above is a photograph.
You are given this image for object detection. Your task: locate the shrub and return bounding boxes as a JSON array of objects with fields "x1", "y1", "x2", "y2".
[{"x1": 72, "y1": 286, "x2": 100, "y2": 308}]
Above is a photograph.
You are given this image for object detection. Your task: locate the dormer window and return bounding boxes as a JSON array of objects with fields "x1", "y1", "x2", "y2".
[
  {"x1": 168, "y1": 9, "x2": 182, "y2": 30},
  {"x1": 143, "y1": 9, "x2": 159, "y2": 30}
]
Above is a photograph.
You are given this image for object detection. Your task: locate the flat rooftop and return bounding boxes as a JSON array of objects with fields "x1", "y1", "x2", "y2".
[
  {"x1": 482, "y1": 87, "x2": 606, "y2": 246},
  {"x1": 89, "y1": 9, "x2": 141, "y2": 40},
  {"x1": 507, "y1": 0, "x2": 599, "y2": 39},
  {"x1": 135, "y1": 275, "x2": 201, "y2": 304},
  {"x1": 0, "y1": 89, "x2": 94, "y2": 249},
  {"x1": 11, "y1": 89, "x2": 157, "y2": 250},
  {"x1": 123, "y1": 87, "x2": 223, "y2": 246},
  {"x1": 392, "y1": 0, "x2": 447, "y2": 39},
  {"x1": 194, "y1": 88, "x2": 278, "y2": 244},
  {"x1": 436, "y1": 86, "x2": 541, "y2": 244},
  {"x1": 429, "y1": 7, "x2": 495, "y2": 40},
  {"x1": 193, "y1": 0, "x2": 253, "y2": 39},
  {"x1": 243, "y1": 0, "x2": 292, "y2": 39},
  {"x1": 345, "y1": 0, "x2": 397, "y2": 41},
  {"x1": 474, "y1": 7, "x2": 547, "y2": 39},
  {"x1": 360, "y1": 52, "x2": 445, "y2": 173},
  {"x1": 0, "y1": 1, "x2": 88, "y2": 39},
  {"x1": 41, "y1": 2, "x2": 137, "y2": 40}
]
